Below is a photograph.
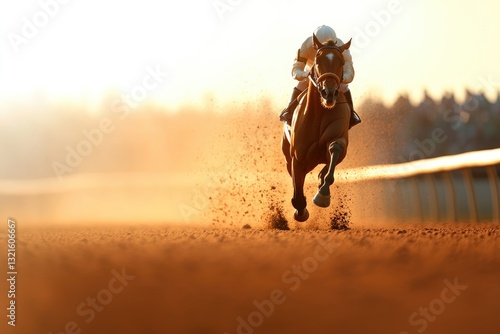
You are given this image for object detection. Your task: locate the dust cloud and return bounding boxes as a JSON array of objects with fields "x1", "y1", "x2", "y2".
[{"x1": 0, "y1": 94, "x2": 401, "y2": 226}]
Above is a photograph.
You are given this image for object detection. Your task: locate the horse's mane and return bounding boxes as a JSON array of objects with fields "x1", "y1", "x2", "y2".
[{"x1": 325, "y1": 40, "x2": 336, "y2": 46}]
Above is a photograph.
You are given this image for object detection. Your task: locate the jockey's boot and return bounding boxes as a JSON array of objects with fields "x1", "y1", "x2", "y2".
[
  {"x1": 345, "y1": 89, "x2": 361, "y2": 129},
  {"x1": 279, "y1": 87, "x2": 302, "y2": 126}
]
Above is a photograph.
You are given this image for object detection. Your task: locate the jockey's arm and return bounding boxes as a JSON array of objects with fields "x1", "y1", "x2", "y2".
[
  {"x1": 291, "y1": 37, "x2": 314, "y2": 81},
  {"x1": 292, "y1": 59, "x2": 308, "y2": 81},
  {"x1": 337, "y1": 38, "x2": 355, "y2": 84},
  {"x1": 342, "y1": 51, "x2": 354, "y2": 84}
]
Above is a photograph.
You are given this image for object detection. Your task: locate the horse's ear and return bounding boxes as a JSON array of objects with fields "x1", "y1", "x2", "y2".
[
  {"x1": 340, "y1": 38, "x2": 352, "y2": 52},
  {"x1": 312, "y1": 33, "x2": 322, "y2": 50}
]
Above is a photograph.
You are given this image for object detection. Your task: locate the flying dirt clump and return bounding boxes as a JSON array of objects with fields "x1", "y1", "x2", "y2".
[
  {"x1": 330, "y1": 195, "x2": 351, "y2": 230},
  {"x1": 264, "y1": 203, "x2": 290, "y2": 230}
]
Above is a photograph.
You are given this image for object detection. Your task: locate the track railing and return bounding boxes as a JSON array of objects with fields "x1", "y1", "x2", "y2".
[{"x1": 336, "y1": 148, "x2": 500, "y2": 222}]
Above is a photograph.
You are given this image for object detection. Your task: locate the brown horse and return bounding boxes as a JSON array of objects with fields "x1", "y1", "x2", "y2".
[{"x1": 282, "y1": 34, "x2": 352, "y2": 222}]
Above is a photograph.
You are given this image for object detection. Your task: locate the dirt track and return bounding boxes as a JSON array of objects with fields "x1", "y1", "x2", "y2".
[{"x1": 3, "y1": 223, "x2": 499, "y2": 334}]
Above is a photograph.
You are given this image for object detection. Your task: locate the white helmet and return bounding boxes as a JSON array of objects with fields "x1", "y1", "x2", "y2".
[{"x1": 313, "y1": 25, "x2": 337, "y2": 45}]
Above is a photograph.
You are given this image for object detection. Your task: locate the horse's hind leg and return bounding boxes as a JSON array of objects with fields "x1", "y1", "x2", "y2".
[
  {"x1": 313, "y1": 141, "x2": 344, "y2": 208},
  {"x1": 291, "y1": 158, "x2": 309, "y2": 222}
]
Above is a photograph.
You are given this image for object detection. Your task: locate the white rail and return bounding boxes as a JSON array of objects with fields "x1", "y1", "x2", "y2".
[
  {"x1": 336, "y1": 148, "x2": 500, "y2": 222},
  {"x1": 336, "y1": 148, "x2": 500, "y2": 182}
]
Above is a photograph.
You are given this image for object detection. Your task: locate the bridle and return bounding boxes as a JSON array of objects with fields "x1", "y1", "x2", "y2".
[{"x1": 308, "y1": 45, "x2": 345, "y2": 100}]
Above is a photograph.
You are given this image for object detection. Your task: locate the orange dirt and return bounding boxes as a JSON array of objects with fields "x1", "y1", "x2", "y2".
[{"x1": 3, "y1": 223, "x2": 499, "y2": 334}]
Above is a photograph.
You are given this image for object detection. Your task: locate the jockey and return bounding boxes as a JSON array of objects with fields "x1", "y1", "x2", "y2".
[{"x1": 279, "y1": 25, "x2": 361, "y2": 128}]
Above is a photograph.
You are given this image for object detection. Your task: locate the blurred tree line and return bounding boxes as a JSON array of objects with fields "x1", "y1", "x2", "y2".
[
  {"x1": 357, "y1": 91, "x2": 500, "y2": 165},
  {"x1": 0, "y1": 91, "x2": 498, "y2": 180}
]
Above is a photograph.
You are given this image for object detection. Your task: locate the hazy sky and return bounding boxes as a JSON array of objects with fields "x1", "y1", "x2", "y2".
[{"x1": 1, "y1": 0, "x2": 500, "y2": 110}]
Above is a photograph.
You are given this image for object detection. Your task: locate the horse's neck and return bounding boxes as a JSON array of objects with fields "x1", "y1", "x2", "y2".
[
  {"x1": 337, "y1": 91, "x2": 347, "y2": 103},
  {"x1": 305, "y1": 82, "x2": 322, "y2": 113}
]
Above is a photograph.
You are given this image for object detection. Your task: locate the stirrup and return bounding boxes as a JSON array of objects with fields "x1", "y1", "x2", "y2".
[{"x1": 349, "y1": 111, "x2": 361, "y2": 129}]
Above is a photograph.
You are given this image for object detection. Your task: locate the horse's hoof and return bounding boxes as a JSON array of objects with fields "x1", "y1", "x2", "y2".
[
  {"x1": 294, "y1": 208, "x2": 309, "y2": 222},
  {"x1": 313, "y1": 191, "x2": 331, "y2": 208}
]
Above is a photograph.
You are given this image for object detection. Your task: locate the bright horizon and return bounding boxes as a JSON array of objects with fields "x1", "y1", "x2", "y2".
[{"x1": 1, "y1": 0, "x2": 500, "y2": 111}]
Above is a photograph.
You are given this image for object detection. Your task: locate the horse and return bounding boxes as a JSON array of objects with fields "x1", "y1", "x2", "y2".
[{"x1": 281, "y1": 34, "x2": 352, "y2": 222}]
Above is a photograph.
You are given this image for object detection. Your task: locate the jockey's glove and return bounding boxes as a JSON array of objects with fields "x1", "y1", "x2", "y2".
[{"x1": 294, "y1": 70, "x2": 309, "y2": 82}]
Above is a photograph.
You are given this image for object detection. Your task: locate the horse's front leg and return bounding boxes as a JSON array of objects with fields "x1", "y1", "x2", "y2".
[
  {"x1": 281, "y1": 128, "x2": 292, "y2": 177},
  {"x1": 313, "y1": 141, "x2": 344, "y2": 208},
  {"x1": 291, "y1": 158, "x2": 309, "y2": 222},
  {"x1": 317, "y1": 164, "x2": 329, "y2": 191}
]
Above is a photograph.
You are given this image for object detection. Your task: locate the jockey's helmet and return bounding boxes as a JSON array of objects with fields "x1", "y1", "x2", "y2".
[{"x1": 313, "y1": 25, "x2": 337, "y2": 45}]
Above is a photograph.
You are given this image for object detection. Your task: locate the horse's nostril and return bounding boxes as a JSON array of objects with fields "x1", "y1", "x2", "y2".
[{"x1": 321, "y1": 90, "x2": 329, "y2": 100}]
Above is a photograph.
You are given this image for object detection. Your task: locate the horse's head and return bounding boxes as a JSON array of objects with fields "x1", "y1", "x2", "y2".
[{"x1": 311, "y1": 34, "x2": 351, "y2": 109}]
